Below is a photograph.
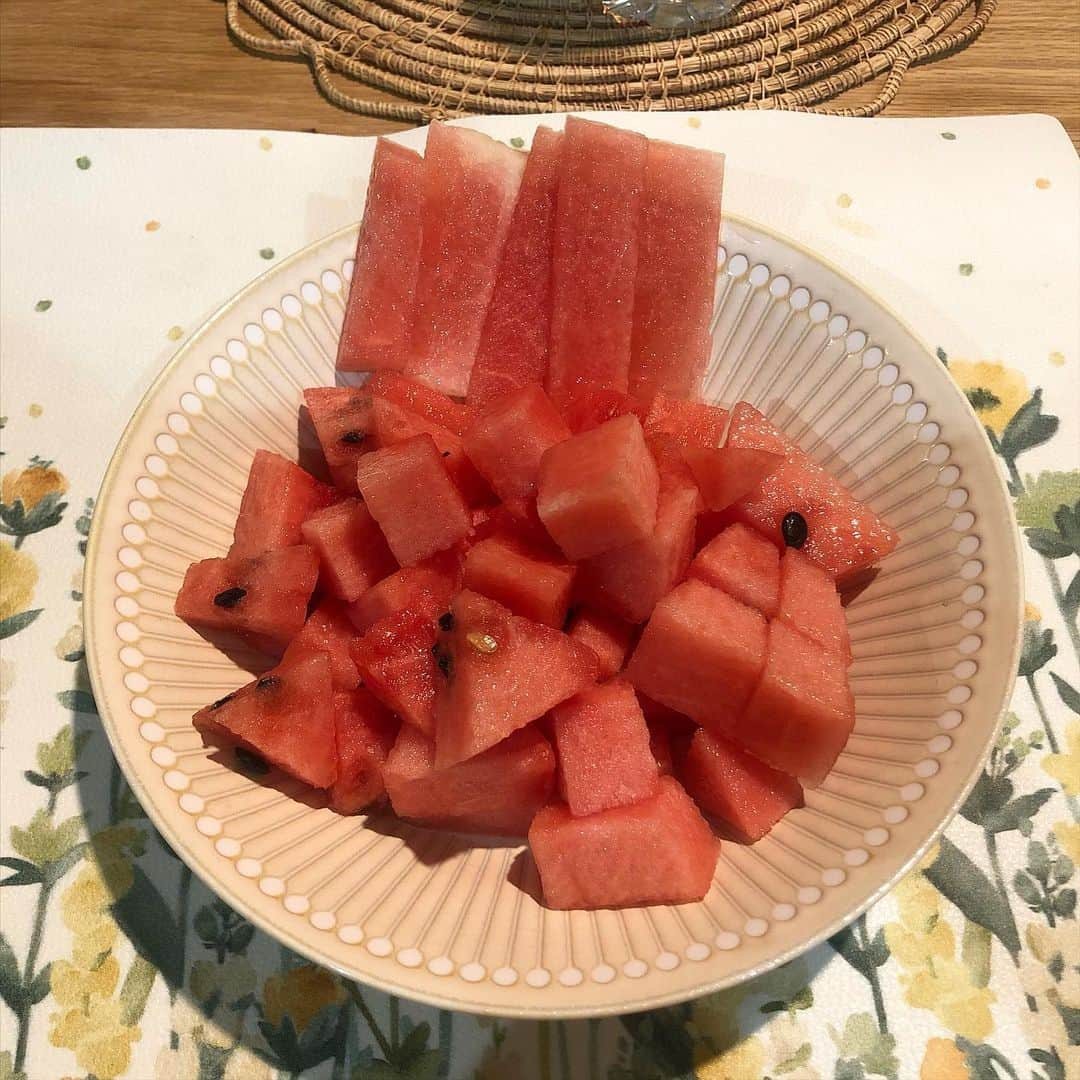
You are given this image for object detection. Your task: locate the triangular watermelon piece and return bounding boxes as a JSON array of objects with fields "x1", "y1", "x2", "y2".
[
  {"x1": 643, "y1": 393, "x2": 728, "y2": 449},
  {"x1": 303, "y1": 387, "x2": 375, "y2": 493},
  {"x1": 347, "y1": 553, "x2": 460, "y2": 634},
  {"x1": 681, "y1": 444, "x2": 783, "y2": 512},
  {"x1": 281, "y1": 600, "x2": 362, "y2": 690},
  {"x1": 329, "y1": 688, "x2": 400, "y2": 814},
  {"x1": 366, "y1": 371, "x2": 475, "y2": 437}
]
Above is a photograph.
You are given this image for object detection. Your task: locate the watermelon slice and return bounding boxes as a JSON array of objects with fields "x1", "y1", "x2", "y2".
[
  {"x1": 193, "y1": 653, "x2": 336, "y2": 788},
  {"x1": 329, "y1": 688, "x2": 399, "y2": 814},
  {"x1": 630, "y1": 141, "x2": 724, "y2": 401},
  {"x1": 281, "y1": 600, "x2": 361, "y2": 690},
  {"x1": 643, "y1": 394, "x2": 728, "y2": 449},
  {"x1": 528, "y1": 777, "x2": 717, "y2": 909},
  {"x1": 681, "y1": 443, "x2": 783, "y2": 513},
  {"x1": 552, "y1": 680, "x2": 660, "y2": 817},
  {"x1": 385, "y1": 725, "x2": 555, "y2": 836},
  {"x1": 434, "y1": 590, "x2": 599, "y2": 767},
  {"x1": 777, "y1": 549, "x2": 851, "y2": 659},
  {"x1": 566, "y1": 607, "x2": 635, "y2": 680},
  {"x1": 560, "y1": 383, "x2": 646, "y2": 435},
  {"x1": 537, "y1": 415, "x2": 659, "y2": 561},
  {"x1": 337, "y1": 138, "x2": 424, "y2": 373},
  {"x1": 300, "y1": 497, "x2": 397, "y2": 603},
  {"x1": 366, "y1": 371, "x2": 475, "y2": 437},
  {"x1": 679, "y1": 728, "x2": 802, "y2": 842},
  {"x1": 689, "y1": 522, "x2": 781, "y2": 617},
  {"x1": 467, "y1": 127, "x2": 563, "y2": 408},
  {"x1": 548, "y1": 118, "x2": 647, "y2": 399},
  {"x1": 347, "y1": 553, "x2": 459, "y2": 634},
  {"x1": 355, "y1": 434, "x2": 472, "y2": 566},
  {"x1": 405, "y1": 124, "x2": 525, "y2": 396},
  {"x1": 303, "y1": 387, "x2": 375, "y2": 493},
  {"x1": 462, "y1": 534, "x2": 575, "y2": 629}
]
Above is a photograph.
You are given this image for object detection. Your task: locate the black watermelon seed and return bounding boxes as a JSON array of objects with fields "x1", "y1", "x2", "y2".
[
  {"x1": 209, "y1": 692, "x2": 236, "y2": 711},
  {"x1": 781, "y1": 511, "x2": 809, "y2": 549},
  {"x1": 340, "y1": 430, "x2": 366, "y2": 445},
  {"x1": 437, "y1": 654, "x2": 452, "y2": 677},
  {"x1": 256, "y1": 675, "x2": 282, "y2": 691},
  {"x1": 438, "y1": 612, "x2": 454, "y2": 631},
  {"x1": 441, "y1": 450, "x2": 451, "y2": 458},
  {"x1": 235, "y1": 747, "x2": 269, "y2": 776},
  {"x1": 213, "y1": 586, "x2": 246, "y2": 609}
]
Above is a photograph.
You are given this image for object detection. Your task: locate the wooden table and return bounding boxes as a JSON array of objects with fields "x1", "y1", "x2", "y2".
[{"x1": 2, "y1": 0, "x2": 1077, "y2": 146}]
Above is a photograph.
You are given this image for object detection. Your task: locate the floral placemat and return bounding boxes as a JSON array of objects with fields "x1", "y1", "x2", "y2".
[{"x1": 0, "y1": 114, "x2": 1077, "y2": 1080}]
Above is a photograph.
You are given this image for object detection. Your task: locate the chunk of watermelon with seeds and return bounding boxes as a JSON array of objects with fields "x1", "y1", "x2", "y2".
[
  {"x1": 566, "y1": 607, "x2": 635, "y2": 681},
  {"x1": 462, "y1": 534, "x2": 575, "y2": 629},
  {"x1": 689, "y1": 522, "x2": 781, "y2": 618},
  {"x1": 347, "y1": 553, "x2": 460, "y2": 634},
  {"x1": 300, "y1": 497, "x2": 397, "y2": 603},
  {"x1": 329, "y1": 688, "x2": 399, "y2": 815},
  {"x1": 302, "y1": 387, "x2": 375, "y2": 493},
  {"x1": 281, "y1": 600, "x2": 362, "y2": 690}
]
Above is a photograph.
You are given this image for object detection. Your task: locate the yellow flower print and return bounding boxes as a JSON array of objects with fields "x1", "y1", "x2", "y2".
[
  {"x1": 1, "y1": 460, "x2": 68, "y2": 511},
  {"x1": 694, "y1": 1034, "x2": 766, "y2": 1080},
  {"x1": 1042, "y1": 721, "x2": 1080, "y2": 795},
  {"x1": 947, "y1": 359, "x2": 1029, "y2": 435},
  {"x1": 1055, "y1": 821, "x2": 1080, "y2": 865},
  {"x1": 1023, "y1": 601, "x2": 1042, "y2": 622},
  {"x1": 49, "y1": 998, "x2": 140, "y2": 1080},
  {"x1": 190, "y1": 956, "x2": 257, "y2": 1005},
  {"x1": 0, "y1": 542, "x2": 38, "y2": 621},
  {"x1": 261, "y1": 964, "x2": 345, "y2": 1033},
  {"x1": 50, "y1": 955, "x2": 120, "y2": 1007},
  {"x1": 920, "y1": 1038, "x2": 970, "y2": 1079}
]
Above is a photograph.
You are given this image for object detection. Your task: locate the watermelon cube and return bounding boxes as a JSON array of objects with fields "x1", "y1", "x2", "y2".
[
  {"x1": 175, "y1": 545, "x2": 319, "y2": 655},
  {"x1": 300, "y1": 497, "x2": 397, "y2": 603},
  {"x1": 434, "y1": 590, "x2": 599, "y2": 767},
  {"x1": 552, "y1": 680, "x2": 659, "y2": 817},
  {"x1": 366, "y1": 371, "x2": 474, "y2": 437},
  {"x1": 406, "y1": 124, "x2": 525, "y2": 396},
  {"x1": 329, "y1": 688, "x2": 399, "y2": 814},
  {"x1": 337, "y1": 138, "x2": 424, "y2": 373},
  {"x1": 643, "y1": 394, "x2": 728, "y2": 449},
  {"x1": 726, "y1": 403, "x2": 900, "y2": 578},
  {"x1": 560, "y1": 382, "x2": 646, "y2": 435},
  {"x1": 630, "y1": 141, "x2": 724, "y2": 402},
  {"x1": 679, "y1": 728, "x2": 802, "y2": 842},
  {"x1": 462, "y1": 534, "x2": 575, "y2": 629},
  {"x1": 566, "y1": 608, "x2": 635, "y2": 680},
  {"x1": 682, "y1": 444, "x2": 783, "y2": 514},
  {"x1": 193, "y1": 652, "x2": 336, "y2": 788},
  {"x1": 537, "y1": 415, "x2": 659, "y2": 561},
  {"x1": 548, "y1": 118, "x2": 646, "y2": 399},
  {"x1": 281, "y1": 600, "x2": 362, "y2": 690},
  {"x1": 303, "y1": 387, "x2": 374, "y2": 493},
  {"x1": 625, "y1": 579, "x2": 767, "y2": 731},
  {"x1": 385, "y1": 724, "x2": 555, "y2": 836},
  {"x1": 528, "y1": 777, "x2": 717, "y2": 909},
  {"x1": 689, "y1": 523, "x2": 780, "y2": 618},
  {"x1": 355, "y1": 434, "x2": 472, "y2": 566},
  {"x1": 737, "y1": 620, "x2": 855, "y2": 787},
  {"x1": 347, "y1": 553, "x2": 459, "y2": 634},
  {"x1": 468, "y1": 127, "x2": 563, "y2": 408},
  {"x1": 777, "y1": 549, "x2": 851, "y2": 660}
]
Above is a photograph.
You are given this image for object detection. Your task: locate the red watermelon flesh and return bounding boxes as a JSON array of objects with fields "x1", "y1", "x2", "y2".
[
  {"x1": 643, "y1": 394, "x2": 728, "y2": 449},
  {"x1": 567, "y1": 607, "x2": 635, "y2": 680},
  {"x1": 737, "y1": 620, "x2": 855, "y2": 787},
  {"x1": 681, "y1": 444, "x2": 783, "y2": 514},
  {"x1": 537, "y1": 414, "x2": 659, "y2": 561},
  {"x1": 329, "y1": 688, "x2": 399, "y2": 814},
  {"x1": 630, "y1": 141, "x2": 724, "y2": 402},
  {"x1": 406, "y1": 124, "x2": 525, "y2": 396},
  {"x1": 300, "y1": 497, "x2": 397, "y2": 603},
  {"x1": 193, "y1": 653, "x2": 336, "y2": 788},
  {"x1": 528, "y1": 777, "x2": 717, "y2": 909},
  {"x1": 468, "y1": 127, "x2": 563, "y2": 408},
  {"x1": 625, "y1": 579, "x2": 767, "y2": 732},
  {"x1": 337, "y1": 138, "x2": 424, "y2": 373},
  {"x1": 281, "y1": 600, "x2": 361, "y2": 690},
  {"x1": 548, "y1": 118, "x2": 647, "y2": 399},
  {"x1": 434, "y1": 590, "x2": 599, "y2": 767},
  {"x1": 385, "y1": 724, "x2": 555, "y2": 836},
  {"x1": 355, "y1": 434, "x2": 472, "y2": 566},
  {"x1": 303, "y1": 387, "x2": 375, "y2": 493},
  {"x1": 231, "y1": 451, "x2": 338, "y2": 559},
  {"x1": 175, "y1": 545, "x2": 319, "y2": 656},
  {"x1": 726, "y1": 403, "x2": 900, "y2": 578},
  {"x1": 552, "y1": 680, "x2": 660, "y2": 817},
  {"x1": 366, "y1": 371, "x2": 475, "y2": 437},
  {"x1": 638, "y1": 693, "x2": 697, "y2": 737},
  {"x1": 777, "y1": 549, "x2": 851, "y2": 660},
  {"x1": 680, "y1": 728, "x2": 802, "y2": 842},
  {"x1": 462, "y1": 534, "x2": 575, "y2": 629},
  {"x1": 690, "y1": 522, "x2": 780, "y2": 618},
  {"x1": 560, "y1": 382, "x2": 646, "y2": 435},
  {"x1": 347, "y1": 553, "x2": 459, "y2": 634}
]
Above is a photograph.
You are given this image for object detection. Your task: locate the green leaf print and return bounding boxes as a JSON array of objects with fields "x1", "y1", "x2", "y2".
[
  {"x1": 0, "y1": 610, "x2": 41, "y2": 640},
  {"x1": 1014, "y1": 470, "x2": 1080, "y2": 529},
  {"x1": 110, "y1": 864, "x2": 183, "y2": 985},
  {"x1": 0, "y1": 933, "x2": 22, "y2": 1012},
  {"x1": 55, "y1": 688, "x2": 97, "y2": 714},
  {"x1": 1018, "y1": 624, "x2": 1057, "y2": 676},
  {"x1": 0, "y1": 858, "x2": 44, "y2": 888},
  {"x1": 998, "y1": 388, "x2": 1059, "y2": 463},
  {"x1": 1050, "y1": 672, "x2": 1080, "y2": 715}
]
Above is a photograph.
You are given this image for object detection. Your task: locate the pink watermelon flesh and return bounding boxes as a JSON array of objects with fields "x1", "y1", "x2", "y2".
[
  {"x1": 231, "y1": 450, "x2": 338, "y2": 558},
  {"x1": 552, "y1": 679, "x2": 660, "y2": 817},
  {"x1": 303, "y1": 387, "x2": 375, "y2": 493},
  {"x1": 175, "y1": 545, "x2": 319, "y2": 656},
  {"x1": 630, "y1": 141, "x2": 724, "y2": 402},
  {"x1": 566, "y1": 607, "x2": 635, "y2": 680},
  {"x1": 405, "y1": 124, "x2": 525, "y2": 396},
  {"x1": 638, "y1": 693, "x2": 697, "y2": 737},
  {"x1": 737, "y1": 620, "x2": 855, "y2": 787},
  {"x1": 355, "y1": 434, "x2": 472, "y2": 566},
  {"x1": 281, "y1": 600, "x2": 361, "y2": 690},
  {"x1": 347, "y1": 553, "x2": 460, "y2": 634},
  {"x1": 690, "y1": 522, "x2": 780, "y2": 618},
  {"x1": 725, "y1": 403, "x2": 900, "y2": 578},
  {"x1": 467, "y1": 127, "x2": 563, "y2": 408},
  {"x1": 777, "y1": 549, "x2": 851, "y2": 659},
  {"x1": 559, "y1": 382, "x2": 646, "y2": 435},
  {"x1": 300, "y1": 497, "x2": 397, "y2": 603},
  {"x1": 385, "y1": 724, "x2": 555, "y2": 836},
  {"x1": 547, "y1": 118, "x2": 647, "y2": 399},
  {"x1": 528, "y1": 776, "x2": 717, "y2": 909},
  {"x1": 462, "y1": 534, "x2": 575, "y2": 629},
  {"x1": 193, "y1": 652, "x2": 337, "y2": 788},
  {"x1": 366, "y1": 371, "x2": 475, "y2": 437},
  {"x1": 682, "y1": 444, "x2": 784, "y2": 513},
  {"x1": 537, "y1": 414, "x2": 659, "y2": 561},
  {"x1": 434, "y1": 590, "x2": 600, "y2": 768},
  {"x1": 643, "y1": 394, "x2": 728, "y2": 449},
  {"x1": 625, "y1": 578, "x2": 767, "y2": 732},
  {"x1": 648, "y1": 723, "x2": 674, "y2": 776},
  {"x1": 329, "y1": 688, "x2": 399, "y2": 814},
  {"x1": 337, "y1": 138, "x2": 424, "y2": 372},
  {"x1": 680, "y1": 728, "x2": 802, "y2": 842}
]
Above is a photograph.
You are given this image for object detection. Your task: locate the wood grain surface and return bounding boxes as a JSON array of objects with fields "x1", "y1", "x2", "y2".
[{"x1": 1, "y1": 0, "x2": 1077, "y2": 146}]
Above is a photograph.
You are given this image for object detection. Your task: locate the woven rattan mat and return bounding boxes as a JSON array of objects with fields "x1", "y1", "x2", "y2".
[{"x1": 226, "y1": 0, "x2": 996, "y2": 121}]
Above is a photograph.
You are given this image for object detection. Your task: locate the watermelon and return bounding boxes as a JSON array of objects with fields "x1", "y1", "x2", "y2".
[
  {"x1": 300, "y1": 498, "x2": 397, "y2": 603},
  {"x1": 366, "y1": 371, "x2": 475, "y2": 437},
  {"x1": 548, "y1": 118, "x2": 647, "y2": 399},
  {"x1": 355, "y1": 434, "x2": 472, "y2": 566},
  {"x1": 405, "y1": 124, "x2": 525, "y2": 396},
  {"x1": 638, "y1": 693, "x2": 697, "y2": 737},
  {"x1": 537, "y1": 415, "x2": 659, "y2": 561},
  {"x1": 193, "y1": 653, "x2": 336, "y2": 788},
  {"x1": 303, "y1": 387, "x2": 375, "y2": 493},
  {"x1": 231, "y1": 451, "x2": 337, "y2": 559},
  {"x1": 630, "y1": 141, "x2": 724, "y2": 401},
  {"x1": 467, "y1": 127, "x2": 563, "y2": 407},
  {"x1": 737, "y1": 620, "x2": 855, "y2": 787},
  {"x1": 566, "y1": 607, "x2": 635, "y2": 680},
  {"x1": 462, "y1": 534, "x2": 575, "y2": 629},
  {"x1": 777, "y1": 549, "x2": 851, "y2": 659},
  {"x1": 643, "y1": 394, "x2": 728, "y2": 449},
  {"x1": 552, "y1": 680, "x2": 659, "y2": 817},
  {"x1": 175, "y1": 545, "x2": 319, "y2": 655},
  {"x1": 337, "y1": 138, "x2": 424, "y2": 373},
  {"x1": 385, "y1": 725, "x2": 555, "y2": 836},
  {"x1": 689, "y1": 522, "x2": 780, "y2": 618},
  {"x1": 281, "y1": 600, "x2": 361, "y2": 690},
  {"x1": 679, "y1": 728, "x2": 802, "y2": 842},
  {"x1": 681, "y1": 443, "x2": 783, "y2": 514},
  {"x1": 625, "y1": 579, "x2": 767, "y2": 731},
  {"x1": 528, "y1": 777, "x2": 717, "y2": 909},
  {"x1": 725, "y1": 403, "x2": 900, "y2": 578},
  {"x1": 434, "y1": 590, "x2": 599, "y2": 767},
  {"x1": 329, "y1": 688, "x2": 399, "y2": 814},
  {"x1": 347, "y1": 553, "x2": 459, "y2": 634},
  {"x1": 648, "y1": 723, "x2": 674, "y2": 776},
  {"x1": 560, "y1": 383, "x2": 646, "y2": 435}
]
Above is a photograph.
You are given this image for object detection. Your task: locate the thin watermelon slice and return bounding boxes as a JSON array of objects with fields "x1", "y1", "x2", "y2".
[
  {"x1": 559, "y1": 383, "x2": 646, "y2": 435},
  {"x1": 366, "y1": 371, "x2": 475, "y2": 437},
  {"x1": 303, "y1": 387, "x2": 375, "y2": 493},
  {"x1": 566, "y1": 607, "x2": 635, "y2": 680},
  {"x1": 347, "y1": 553, "x2": 460, "y2": 634},
  {"x1": 329, "y1": 688, "x2": 399, "y2": 814},
  {"x1": 689, "y1": 522, "x2": 781, "y2": 617},
  {"x1": 643, "y1": 394, "x2": 728, "y2": 449},
  {"x1": 777, "y1": 549, "x2": 851, "y2": 659},
  {"x1": 281, "y1": 600, "x2": 362, "y2": 690},
  {"x1": 300, "y1": 497, "x2": 397, "y2": 603}
]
